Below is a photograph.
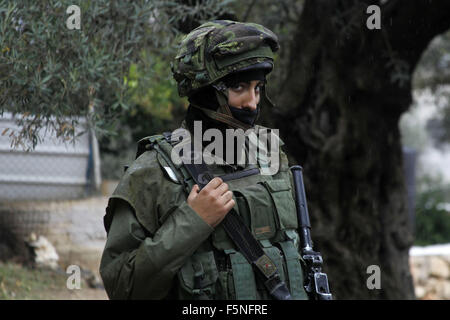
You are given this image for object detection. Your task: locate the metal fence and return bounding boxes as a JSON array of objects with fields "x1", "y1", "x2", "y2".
[{"x1": 0, "y1": 113, "x2": 101, "y2": 201}]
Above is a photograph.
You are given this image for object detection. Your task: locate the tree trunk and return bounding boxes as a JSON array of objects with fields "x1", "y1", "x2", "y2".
[{"x1": 274, "y1": 0, "x2": 450, "y2": 299}]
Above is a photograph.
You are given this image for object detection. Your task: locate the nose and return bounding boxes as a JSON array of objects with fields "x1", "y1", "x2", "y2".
[{"x1": 242, "y1": 89, "x2": 258, "y2": 111}]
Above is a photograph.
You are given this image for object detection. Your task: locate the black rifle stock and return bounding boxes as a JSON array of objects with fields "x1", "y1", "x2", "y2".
[{"x1": 290, "y1": 165, "x2": 332, "y2": 300}]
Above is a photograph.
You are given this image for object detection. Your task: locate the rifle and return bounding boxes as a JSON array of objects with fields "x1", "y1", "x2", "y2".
[{"x1": 290, "y1": 165, "x2": 332, "y2": 300}]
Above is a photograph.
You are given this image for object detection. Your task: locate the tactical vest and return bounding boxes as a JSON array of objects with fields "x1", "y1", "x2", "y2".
[{"x1": 137, "y1": 132, "x2": 309, "y2": 300}]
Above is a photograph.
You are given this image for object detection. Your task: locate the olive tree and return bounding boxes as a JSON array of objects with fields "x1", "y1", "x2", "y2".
[{"x1": 0, "y1": 0, "x2": 233, "y2": 149}]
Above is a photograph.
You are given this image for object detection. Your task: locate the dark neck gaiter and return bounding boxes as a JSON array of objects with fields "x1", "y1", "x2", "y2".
[
  {"x1": 228, "y1": 105, "x2": 259, "y2": 126},
  {"x1": 185, "y1": 87, "x2": 244, "y2": 166}
]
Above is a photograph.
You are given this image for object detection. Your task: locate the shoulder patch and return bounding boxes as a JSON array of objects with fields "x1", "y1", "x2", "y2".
[{"x1": 157, "y1": 153, "x2": 181, "y2": 184}]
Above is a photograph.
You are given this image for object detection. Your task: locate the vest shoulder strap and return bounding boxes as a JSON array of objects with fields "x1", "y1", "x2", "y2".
[{"x1": 135, "y1": 134, "x2": 165, "y2": 159}]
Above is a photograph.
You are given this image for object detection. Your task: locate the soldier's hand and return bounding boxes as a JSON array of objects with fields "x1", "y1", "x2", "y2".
[{"x1": 187, "y1": 177, "x2": 235, "y2": 228}]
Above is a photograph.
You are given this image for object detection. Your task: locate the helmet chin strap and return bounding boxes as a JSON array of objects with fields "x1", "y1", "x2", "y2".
[
  {"x1": 212, "y1": 82, "x2": 232, "y2": 117},
  {"x1": 261, "y1": 86, "x2": 275, "y2": 109}
]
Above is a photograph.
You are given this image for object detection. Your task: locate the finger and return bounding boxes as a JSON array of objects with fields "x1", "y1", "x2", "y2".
[
  {"x1": 220, "y1": 190, "x2": 234, "y2": 203},
  {"x1": 188, "y1": 185, "x2": 199, "y2": 200},
  {"x1": 203, "y1": 177, "x2": 223, "y2": 192},
  {"x1": 213, "y1": 182, "x2": 229, "y2": 196},
  {"x1": 223, "y1": 198, "x2": 236, "y2": 212}
]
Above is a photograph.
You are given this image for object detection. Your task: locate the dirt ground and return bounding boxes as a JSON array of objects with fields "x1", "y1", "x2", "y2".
[
  {"x1": 0, "y1": 262, "x2": 108, "y2": 300},
  {"x1": 38, "y1": 287, "x2": 108, "y2": 300}
]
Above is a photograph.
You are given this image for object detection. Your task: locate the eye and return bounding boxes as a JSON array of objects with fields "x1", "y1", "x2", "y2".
[
  {"x1": 229, "y1": 83, "x2": 245, "y2": 92},
  {"x1": 255, "y1": 83, "x2": 264, "y2": 94}
]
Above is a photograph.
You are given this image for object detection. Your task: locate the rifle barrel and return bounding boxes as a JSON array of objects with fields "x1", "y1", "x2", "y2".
[{"x1": 290, "y1": 165, "x2": 313, "y2": 250}]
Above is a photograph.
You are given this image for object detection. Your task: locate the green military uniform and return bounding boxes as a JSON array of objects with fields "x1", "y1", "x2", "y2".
[
  {"x1": 100, "y1": 20, "x2": 310, "y2": 300},
  {"x1": 100, "y1": 122, "x2": 308, "y2": 299}
]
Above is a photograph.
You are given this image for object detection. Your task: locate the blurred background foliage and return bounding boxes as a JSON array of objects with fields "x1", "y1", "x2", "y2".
[
  {"x1": 413, "y1": 30, "x2": 450, "y2": 149},
  {"x1": 414, "y1": 176, "x2": 450, "y2": 246},
  {"x1": 407, "y1": 28, "x2": 450, "y2": 245}
]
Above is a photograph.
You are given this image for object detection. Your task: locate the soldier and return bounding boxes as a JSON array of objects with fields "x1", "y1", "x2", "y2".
[{"x1": 100, "y1": 20, "x2": 310, "y2": 300}]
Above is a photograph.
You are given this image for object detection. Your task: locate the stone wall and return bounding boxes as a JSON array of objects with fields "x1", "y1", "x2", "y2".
[
  {"x1": 0, "y1": 180, "x2": 123, "y2": 274},
  {"x1": 0, "y1": 195, "x2": 109, "y2": 275},
  {"x1": 409, "y1": 244, "x2": 450, "y2": 300}
]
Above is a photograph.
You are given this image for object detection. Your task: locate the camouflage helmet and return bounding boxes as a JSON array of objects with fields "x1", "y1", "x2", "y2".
[{"x1": 171, "y1": 20, "x2": 279, "y2": 98}]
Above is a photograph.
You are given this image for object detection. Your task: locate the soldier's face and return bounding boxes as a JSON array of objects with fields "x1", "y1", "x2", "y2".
[{"x1": 227, "y1": 80, "x2": 263, "y2": 111}]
